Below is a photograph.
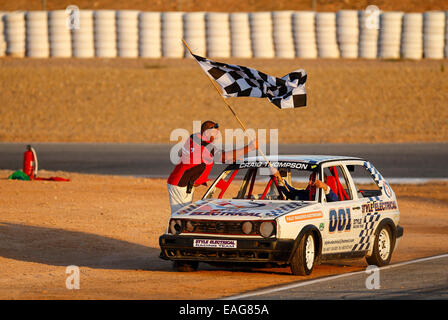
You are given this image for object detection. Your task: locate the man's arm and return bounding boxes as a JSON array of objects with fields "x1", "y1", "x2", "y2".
[
  {"x1": 220, "y1": 140, "x2": 258, "y2": 163},
  {"x1": 277, "y1": 179, "x2": 309, "y2": 200},
  {"x1": 313, "y1": 180, "x2": 339, "y2": 202},
  {"x1": 325, "y1": 188, "x2": 339, "y2": 202}
]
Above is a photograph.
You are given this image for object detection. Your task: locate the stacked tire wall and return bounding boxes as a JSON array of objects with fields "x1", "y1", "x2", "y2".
[{"x1": 0, "y1": 10, "x2": 447, "y2": 59}]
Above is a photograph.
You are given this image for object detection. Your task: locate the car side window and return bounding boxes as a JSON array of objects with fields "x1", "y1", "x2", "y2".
[
  {"x1": 349, "y1": 165, "x2": 382, "y2": 198},
  {"x1": 323, "y1": 165, "x2": 352, "y2": 201}
]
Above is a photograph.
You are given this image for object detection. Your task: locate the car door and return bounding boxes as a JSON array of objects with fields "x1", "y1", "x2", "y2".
[
  {"x1": 344, "y1": 160, "x2": 388, "y2": 253},
  {"x1": 320, "y1": 163, "x2": 361, "y2": 255}
]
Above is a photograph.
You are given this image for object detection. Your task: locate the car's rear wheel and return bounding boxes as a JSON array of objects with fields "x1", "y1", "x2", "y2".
[
  {"x1": 366, "y1": 225, "x2": 394, "y2": 267},
  {"x1": 173, "y1": 261, "x2": 199, "y2": 272},
  {"x1": 290, "y1": 231, "x2": 316, "y2": 276}
]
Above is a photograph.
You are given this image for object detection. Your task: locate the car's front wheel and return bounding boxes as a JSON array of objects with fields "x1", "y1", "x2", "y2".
[
  {"x1": 173, "y1": 261, "x2": 199, "y2": 272},
  {"x1": 366, "y1": 225, "x2": 394, "y2": 267},
  {"x1": 290, "y1": 231, "x2": 316, "y2": 276}
]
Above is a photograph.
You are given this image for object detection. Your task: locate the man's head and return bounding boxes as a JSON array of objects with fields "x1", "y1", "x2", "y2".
[
  {"x1": 201, "y1": 120, "x2": 220, "y2": 142},
  {"x1": 278, "y1": 168, "x2": 288, "y2": 177}
]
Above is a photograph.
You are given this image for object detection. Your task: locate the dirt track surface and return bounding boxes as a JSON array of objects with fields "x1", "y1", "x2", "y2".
[
  {"x1": 0, "y1": 169, "x2": 447, "y2": 299},
  {"x1": 1, "y1": 0, "x2": 447, "y2": 12},
  {"x1": 1, "y1": 58, "x2": 447, "y2": 144}
]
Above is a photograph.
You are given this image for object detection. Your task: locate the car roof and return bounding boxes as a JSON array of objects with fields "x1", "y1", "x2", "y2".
[{"x1": 244, "y1": 154, "x2": 363, "y2": 165}]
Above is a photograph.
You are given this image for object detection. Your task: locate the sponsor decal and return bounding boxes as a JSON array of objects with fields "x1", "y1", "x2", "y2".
[
  {"x1": 383, "y1": 182, "x2": 393, "y2": 198},
  {"x1": 362, "y1": 201, "x2": 397, "y2": 214},
  {"x1": 352, "y1": 212, "x2": 381, "y2": 251},
  {"x1": 210, "y1": 201, "x2": 266, "y2": 209},
  {"x1": 353, "y1": 218, "x2": 364, "y2": 229},
  {"x1": 285, "y1": 211, "x2": 323, "y2": 223},
  {"x1": 193, "y1": 239, "x2": 237, "y2": 249},
  {"x1": 177, "y1": 200, "x2": 306, "y2": 218},
  {"x1": 319, "y1": 223, "x2": 325, "y2": 231},
  {"x1": 190, "y1": 211, "x2": 265, "y2": 217},
  {"x1": 238, "y1": 162, "x2": 309, "y2": 170},
  {"x1": 323, "y1": 238, "x2": 355, "y2": 253},
  {"x1": 328, "y1": 208, "x2": 352, "y2": 233},
  {"x1": 176, "y1": 201, "x2": 207, "y2": 215}
]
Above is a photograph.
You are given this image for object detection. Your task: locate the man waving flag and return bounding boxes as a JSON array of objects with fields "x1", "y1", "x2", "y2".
[{"x1": 192, "y1": 54, "x2": 307, "y2": 109}]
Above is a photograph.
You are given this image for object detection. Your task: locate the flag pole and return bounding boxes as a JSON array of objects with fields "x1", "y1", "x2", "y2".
[{"x1": 182, "y1": 39, "x2": 285, "y2": 187}]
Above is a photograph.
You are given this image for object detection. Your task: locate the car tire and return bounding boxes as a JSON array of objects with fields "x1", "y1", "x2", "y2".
[
  {"x1": 173, "y1": 261, "x2": 199, "y2": 272},
  {"x1": 366, "y1": 225, "x2": 394, "y2": 267},
  {"x1": 290, "y1": 231, "x2": 316, "y2": 276}
]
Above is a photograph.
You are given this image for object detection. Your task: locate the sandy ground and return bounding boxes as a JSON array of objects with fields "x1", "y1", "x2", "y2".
[
  {"x1": 0, "y1": 58, "x2": 447, "y2": 144},
  {"x1": 0, "y1": 169, "x2": 447, "y2": 300},
  {"x1": 1, "y1": 0, "x2": 447, "y2": 12}
]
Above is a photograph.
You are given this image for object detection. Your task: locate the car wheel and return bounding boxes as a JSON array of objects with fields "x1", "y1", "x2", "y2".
[
  {"x1": 290, "y1": 231, "x2": 316, "y2": 276},
  {"x1": 366, "y1": 225, "x2": 394, "y2": 267},
  {"x1": 173, "y1": 261, "x2": 199, "y2": 272}
]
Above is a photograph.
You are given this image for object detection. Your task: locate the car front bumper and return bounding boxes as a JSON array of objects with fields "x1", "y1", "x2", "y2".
[{"x1": 159, "y1": 234, "x2": 295, "y2": 264}]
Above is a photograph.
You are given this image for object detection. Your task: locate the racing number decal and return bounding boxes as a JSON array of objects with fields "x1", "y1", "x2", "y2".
[{"x1": 329, "y1": 208, "x2": 351, "y2": 233}]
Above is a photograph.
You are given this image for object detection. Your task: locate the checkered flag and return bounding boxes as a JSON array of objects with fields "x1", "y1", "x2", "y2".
[{"x1": 192, "y1": 54, "x2": 307, "y2": 109}]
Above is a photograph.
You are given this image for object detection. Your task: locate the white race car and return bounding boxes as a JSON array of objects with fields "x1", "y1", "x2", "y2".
[{"x1": 159, "y1": 155, "x2": 403, "y2": 275}]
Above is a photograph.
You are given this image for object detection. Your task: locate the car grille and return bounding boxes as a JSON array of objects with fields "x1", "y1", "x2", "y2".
[{"x1": 182, "y1": 220, "x2": 257, "y2": 236}]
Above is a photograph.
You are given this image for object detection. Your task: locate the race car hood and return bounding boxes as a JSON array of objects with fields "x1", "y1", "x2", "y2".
[{"x1": 171, "y1": 199, "x2": 314, "y2": 220}]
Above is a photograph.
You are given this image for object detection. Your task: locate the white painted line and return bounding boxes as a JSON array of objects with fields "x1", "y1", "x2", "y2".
[{"x1": 221, "y1": 253, "x2": 448, "y2": 300}]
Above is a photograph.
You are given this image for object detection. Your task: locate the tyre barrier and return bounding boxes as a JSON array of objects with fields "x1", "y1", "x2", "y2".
[
  {"x1": 0, "y1": 10, "x2": 447, "y2": 59},
  {"x1": 26, "y1": 11, "x2": 49, "y2": 58},
  {"x1": 423, "y1": 11, "x2": 445, "y2": 59},
  {"x1": 139, "y1": 11, "x2": 161, "y2": 58},
  {"x1": 71, "y1": 10, "x2": 95, "y2": 58},
  {"x1": 379, "y1": 11, "x2": 403, "y2": 59},
  {"x1": 49, "y1": 10, "x2": 72, "y2": 57},
  {"x1": 250, "y1": 11, "x2": 275, "y2": 58},
  {"x1": 4, "y1": 11, "x2": 26, "y2": 57},
  {"x1": 445, "y1": 13, "x2": 448, "y2": 57},
  {"x1": 0, "y1": 12, "x2": 6, "y2": 56},
  {"x1": 292, "y1": 11, "x2": 317, "y2": 58},
  {"x1": 272, "y1": 11, "x2": 295, "y2": 58},
  {"x1": 316, "y1": 12, "x2": 339, "y2": 58},
  {"x1": 358, "y1": 9, "x2": 380, "y2": 59},
  {"x1": 117, "y1": 10, "x2": 139, "y2": 58},
  {"x1": 337, "y1": 10, "x2": 358, "y2": 58},
  {"x1": 183, "y1": 11, "x2": 206, "y2": 57},
  {"x1": 401, "y1": 13, "x2": 423, "y2": 60},
  {"x1": 206, "y1": 12, "x2": 230, "y2": 58},
  {"x1": 161, "y1": 11, "x2": 184, "y2": 58},
  {"x1": 230, "y1": 12, "x2": 252, "y2": 58},
  {"x1": 94, "y1": 10, "x2": 116, "y2": 58}
]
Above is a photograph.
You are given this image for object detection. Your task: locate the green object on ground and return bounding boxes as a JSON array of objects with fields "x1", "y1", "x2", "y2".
[{"x1": 8, "y1": 170, "x2": 30, "y2": 180}]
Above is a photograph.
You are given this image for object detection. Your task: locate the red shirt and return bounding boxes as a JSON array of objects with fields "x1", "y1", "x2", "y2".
[{"x1": 167, "y1": 133, "x2": 216, "y2": 187}]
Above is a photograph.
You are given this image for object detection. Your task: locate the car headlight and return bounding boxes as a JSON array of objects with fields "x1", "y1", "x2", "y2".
[
  {"x1": 241, "y1": 221, "x2": 253, "y2": 235},
  {"x1": 259, "y1": 221, "x2": 275, "y2": 238},
  {"x1": 169, "y1": 219, "x2": 183, "y2": 235}
]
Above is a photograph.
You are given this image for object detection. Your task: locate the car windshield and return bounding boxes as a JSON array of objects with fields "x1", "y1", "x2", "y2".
[{"x1": 202, "y1": 161, "x2": 320, "y2": 201}]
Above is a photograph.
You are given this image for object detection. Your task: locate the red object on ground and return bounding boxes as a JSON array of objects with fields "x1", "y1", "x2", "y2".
[
  {"x1": 35, "y1": 177, "x2": 70, "y2": 182},
  {"x1": 23, "y1": 145, "x2": 69, "y2": 182},
  {"x1": 23, "y1": 147, "x2": 36, "y2": 180}
]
